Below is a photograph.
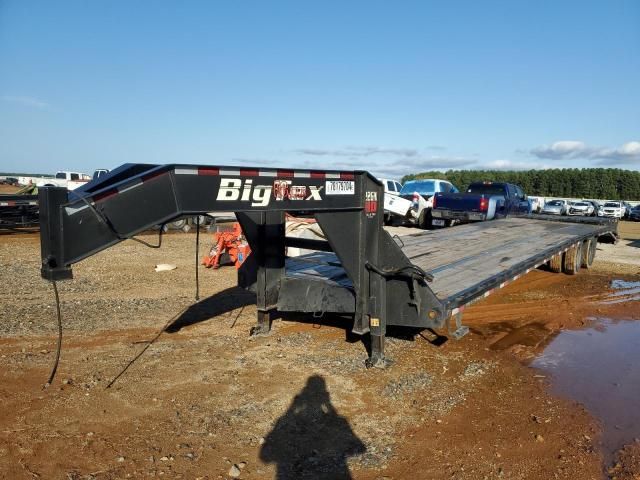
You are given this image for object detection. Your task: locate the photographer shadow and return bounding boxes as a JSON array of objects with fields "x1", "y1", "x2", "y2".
[{"x1": 260, "y1": 375, "x2": 366, "y2": 479}]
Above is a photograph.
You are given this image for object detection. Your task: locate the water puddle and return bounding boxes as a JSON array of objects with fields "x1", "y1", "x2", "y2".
[
  {"x1": 600, "y1": 280, "x2": 640, "y2": 304},
  {"x1": 531, "y1": 318, "x2": 640, "y2": 462}
]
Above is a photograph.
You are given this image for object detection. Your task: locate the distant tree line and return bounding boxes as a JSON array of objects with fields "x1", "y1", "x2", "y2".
[{"x1": 401, "y1": 168, "x2": 640, "y2": 200}]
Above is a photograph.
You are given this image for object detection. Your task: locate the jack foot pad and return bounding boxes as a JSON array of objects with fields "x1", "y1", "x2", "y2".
[
  {"x1": 450, "y1": 325, "x2": 469, "y2": 340},
  {"x1": 365, "y1": 356, "x2": 392, "y2": 369},
  {"x1": 249, "y1": 324, "x2": 271, "y2": 337}
]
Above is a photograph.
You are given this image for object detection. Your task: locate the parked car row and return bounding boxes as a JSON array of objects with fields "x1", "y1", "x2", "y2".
[
  {"x1": 381, "y1": 177, "x2": 638, "y2": 228},
  {"x1": 540, "y1": 199, "x2": 636, "y2": 219}
]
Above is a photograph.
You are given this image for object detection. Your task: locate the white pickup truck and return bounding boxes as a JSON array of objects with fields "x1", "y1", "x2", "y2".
[
  {"x1": 18, "y1": 171, "x2": 91, "y2": 190},
  {"x1": 384, "y1": 178, "x2": 460, "y2": 228}
]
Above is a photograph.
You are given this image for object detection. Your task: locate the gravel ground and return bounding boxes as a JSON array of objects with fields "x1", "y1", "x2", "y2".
[{"x1": 0, "y1": 228, "x2": 638, "y2": 479}]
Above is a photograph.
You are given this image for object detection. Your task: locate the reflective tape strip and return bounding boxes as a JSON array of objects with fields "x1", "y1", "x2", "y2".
[
  {"x1": 198, "y1": 167, "x2": 219, "y2": 176},
  {"x1": 141, "y1": 170, "x2": 165, "y2": 182},
  {"x1": 175, "y1": 168, "x2": 198, "y2": 175},
  {"x1": 172, "y1": 167, "x2": 352, "y2": 179},
  {"x1": 65, "y1": 204, "x2": 90, "y2": 216},
  {"x1": 117, "y1": 179, "x2": 143, "y2": 194}
]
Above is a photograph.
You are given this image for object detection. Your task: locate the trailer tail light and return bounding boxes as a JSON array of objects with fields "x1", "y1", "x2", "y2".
[{"x1": 479, "y1": 197, "x2": 489, "y2": 212}]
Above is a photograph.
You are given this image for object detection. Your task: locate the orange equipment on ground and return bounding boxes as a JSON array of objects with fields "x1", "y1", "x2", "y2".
[{"x1": 202, "y1": 222, "x2": 251, "y2": 269}]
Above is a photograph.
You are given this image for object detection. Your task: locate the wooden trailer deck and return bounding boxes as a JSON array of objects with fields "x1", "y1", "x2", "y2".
[{"x1": 285, "y1": 216, "x2": 615, "y2": 310}]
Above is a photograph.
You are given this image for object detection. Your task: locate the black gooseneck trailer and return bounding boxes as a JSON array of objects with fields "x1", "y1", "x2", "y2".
[
  {"x1": 0, "y1": 194, "x2": 39, "y2": 230},
  {"x1": 39, "y1": 163, "x2": 617, "y2": 366}
]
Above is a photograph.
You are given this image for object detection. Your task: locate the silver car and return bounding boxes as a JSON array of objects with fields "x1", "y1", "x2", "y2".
[
  {"x1": 568, "y1": 201, "x2": 594, "y2": 216},
  {"x1": 542, "y1": 199, "x2": 568, "y2": 215}
]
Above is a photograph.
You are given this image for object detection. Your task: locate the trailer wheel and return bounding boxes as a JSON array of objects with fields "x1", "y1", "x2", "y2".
[
  {"x1": 582, "y1": 237, "x2": 597, "y2": 268},
  {"x1": 563, "y1": 243, "x2": 583, "y2": 275},
  {"x1": 169, "y1": 218, "x2": 187, "y2": 230},
  {"x1": 549, "y1": 253, "x2": 563, "y2": 273}
]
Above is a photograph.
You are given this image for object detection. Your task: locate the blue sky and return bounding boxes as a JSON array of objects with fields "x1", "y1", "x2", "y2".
[{"x1": 1, "y1": 1, "x2": 639, "y2": 178}]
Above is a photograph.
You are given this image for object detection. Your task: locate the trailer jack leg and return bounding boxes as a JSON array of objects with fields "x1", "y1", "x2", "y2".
[
  {"x1": 365, "y1": 334, "x2": 388, "y2": 368},
  {"x1": 250, "y1": 310, "x2": 272, "y2": 336},
  {"x1": 447, "y1": 312, "x2": 469, "y2": 340}
]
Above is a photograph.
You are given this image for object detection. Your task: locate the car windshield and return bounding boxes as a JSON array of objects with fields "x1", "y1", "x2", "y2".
[
  {"x1": 573, "y1": 202, "x2": 588, "y2": 207},
  {"x1": 466, "y1": 184, "x2": 506, "y2": 195},
  {"x1": 400, "y1": 180, "x2": 436, "y2": 195},
  {"x1": 604, "y1": 202, "x2": 621, "y2": 208},
  {"x1": 547, "y1": 200, "x2": 564, "y2": 206}
]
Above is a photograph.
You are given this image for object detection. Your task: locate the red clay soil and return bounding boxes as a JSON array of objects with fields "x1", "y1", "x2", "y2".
[{"x1": 0, "y1": 232, "x2": 638, "y2": 479}]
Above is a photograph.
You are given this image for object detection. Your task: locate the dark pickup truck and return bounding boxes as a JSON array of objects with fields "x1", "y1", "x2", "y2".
[{"x1": 431, "y1": 181, "x2": 531, "y2": 225}]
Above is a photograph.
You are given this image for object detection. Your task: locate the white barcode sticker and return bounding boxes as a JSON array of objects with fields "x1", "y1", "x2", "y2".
[{"x1": 325, "y1": 180, "x2": 355, "y2": 195}]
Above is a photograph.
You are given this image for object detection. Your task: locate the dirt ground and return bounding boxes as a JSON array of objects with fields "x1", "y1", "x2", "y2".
[{"x1": 0, "y1": 221, "x2": 639, "y2": 479}]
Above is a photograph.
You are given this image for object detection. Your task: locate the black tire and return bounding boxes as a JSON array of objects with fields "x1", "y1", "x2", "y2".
[
  {"x1": 549, "y1": 253, "x2": 563, "y2": 273},
  {"x1": 563, "y1": 243, "x2": 583, "y2": 275},
  {"x1": 418, "y1": 209, "x2": 432, "y2": 229},
  {"x1": 170, "y1": 218, "x2": 187, "y2": 230},
  {"x1": 582, "y1": 237, "x2": 597, "y2": 268}
]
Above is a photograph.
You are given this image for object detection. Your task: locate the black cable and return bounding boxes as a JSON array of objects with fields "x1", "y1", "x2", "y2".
[
  {"x1": 72, "y1": 191, "x2": 164, "y2": 248},
  {"x1": 365, "y1": 261, "x2": 434, "y2": 283},
  {"x1": 44, "y1": 280, "x2": 62, "y2": 388},
  {"x1": 195, "y1": 216, "x2": 200, "y2": 301}
]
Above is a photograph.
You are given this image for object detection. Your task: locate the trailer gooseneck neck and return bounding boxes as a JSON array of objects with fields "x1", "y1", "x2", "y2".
[{"x1": 39, "y1": 163, "x2": 448, "y2": 366}]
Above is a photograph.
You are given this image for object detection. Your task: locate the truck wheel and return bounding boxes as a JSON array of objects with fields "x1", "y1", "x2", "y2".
[
  {"x1": 582, "y1": 237, "x2": 597, "y2": 268},
  {"x1": 418, "y1": 210, "x2": 431, "y2": 229},
  {"x1": 549, "y1": 253, "x2": 563, "y2": 273},
  {"x1": 424, "y1": 209, "x2": 433, "y2": 229},
  {"x1": 563, "y1": 243, "x2": 583, "y2": 275}
]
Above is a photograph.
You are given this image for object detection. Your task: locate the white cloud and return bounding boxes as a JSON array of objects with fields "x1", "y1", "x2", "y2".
[
  {"x1": 291, "y1": 145, "x2": 473, "y2": 178},
  {"x1": 486, "y1": 159, "x2": 512, "y2": 169},
  {"x1": 530, "y1": 140, "x2": 593, "y2": 160},
  {"x1": 531, "y1": 140, "x2": 640, "y2": 165},
  {"x1": 1, "y1": 95, "x2": 49, "y2": 109},
  {"x1": 595, "y1": 141, "x2": 640, "y2": 165},
  {"x1": 294, "y1": 146, "x2": 419, "y2": 158}
]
